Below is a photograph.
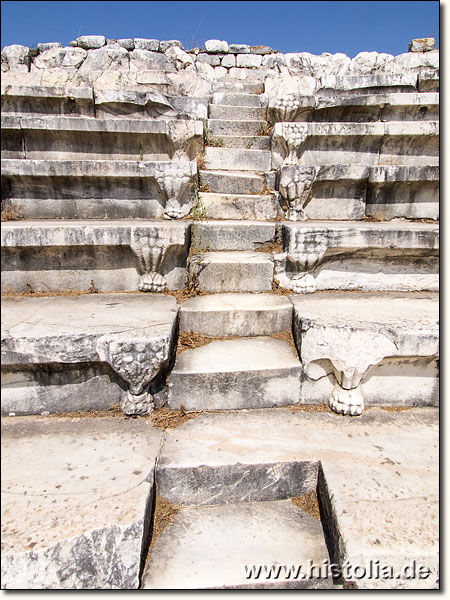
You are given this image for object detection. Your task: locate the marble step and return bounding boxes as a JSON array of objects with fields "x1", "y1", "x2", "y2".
[
  {"x1": 275, "y1": 220, "x2": 439, "y2": 294},
  {"x1": 1, "y1": 294, "x2": 178, "y2": 416},
  {"x1": 1, "y1": 220, "x2": 190, "y2": 293},
  {"x1": 1, "y1": 84, "x2": 208, "y2": 120},
  {"x1": 191, "y1": 251, "x2": 274, "y2": 293},
  {"x1": 211, "y1": 92, "x2": 263, "y2": 107},
  {"x1": 199, "y1": 169, "x2": 266, "y2": 195},
  {"x1": 199, "y1": 192, "x2": 282, "y2": 220},
  {"x1": 270, "y1": 92, "x2": 439, "y2": 123},
  {"x1": 277, "y1": 164, "x2": 439, "y2": 221},
  {"x1": 192, "y1": 220, "x2": 276, "y2": 250},
  {"x1": 207, "y1": 134, "x2": 270, "y2": 150},
  {"x1": 291, "y1": 291, "x2": 439, "y2": 415},
  {"x1": 179, "y1": 293, "x2": 293, "y2": 337},
  {"x1": 156, "y1": 407, "x2": 439, "y2": 589},
  {"x1": 167, "y1": 337, "x2": 301, "y2": 411},
  {"x1": 208, "y1": 104, "x2": 266, "y2": 121},
  {"x1": 1, "y1": 158, "x2": 197, "y2": 220},
  {"x1": 208, "y1": 118, "x2": 268, "y2": 136},
  {"x1": 205, "y1": 147, "x2": 272, "y2": 172},
  {"x1": 272, "y1": 121, "x2": 439, "y2": 169},
  {"x1": 1, "y1": 416, "x2": 163, "y2": 589},
  {"x1": 142, "y1": 499, "x2": 332, "y2": 589},
  {"x1": 211, "y1": 81, "x2": 264, "y2": 94},
  {"x1": 1, "y1": 114, "x2": 202, "y2": 161}
]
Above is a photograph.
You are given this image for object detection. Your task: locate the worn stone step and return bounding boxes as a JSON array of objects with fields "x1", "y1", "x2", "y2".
[
  {"x1": 156, "y1": 407, "x2": 439, "y2": 589},
  {"x1": 207, "y1": 134, "x2": 270, "y2": 150},
  {"x1": 212, "y1": 92, "x2": 263, "y2": 107},
  {"x1": 211, "y1": 81, "x2": 264, "y2": 95},
  {"x1": 142, "y1": 499, "x2": 332, "y2": 589},
  {"x1": 200, "y1": 192, "x2": 282, "y2": 220},
  {"x1": 208, "y1": 104, "x2": 266, "y2": 121},
  {"x1": 179, "y1": 293, "x2": 293, "y2": 337},
  {"x1": 1, "y1": 114, "x2": 202, "y2": 161},
  {"x1": 272, "y1": 121, "x2": 439, "y2": 169},
  {"x1": 1, "y1": 158, "x2": 197, "y2": 220},
  {"x1": 291, "y1": 291, "x2": 439, "y2": 415},
  {"x1": 1, "y1": 416, "x2": 162, "y2": 589},
  {"x1": 277, "y1": 164, "x2": 439, "y2": 221},
  {"x1": 275, "y1": 221, "x2": 439, "y2": 294},
  {"x1": 1, "y1": 294, "x2": 178, "y2": 416},
  {"x1": 199, "y1": 169, "x2": 265, "y2": 195},
  {"x1": 1, "y1": 220, "x2": 190, "y2": 293},
  {"x1": 167, "y1": 337, "x2": 301, "y2": 411},
  {"x1": 191, "y1": 251, "x2": 274, "y2": 293},
  {"x1": 205, "y1": 147, "x2": 272, "y2": 172},
  {"x1": 208, "y1": 118, "x2": 268, "y2": 137},
  {"x1": 192, "y1": 220, "x2": 276, "y2": 250}
]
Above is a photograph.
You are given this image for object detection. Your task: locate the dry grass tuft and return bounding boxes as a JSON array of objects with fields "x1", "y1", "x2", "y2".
[
  {"x1": 1, "y1": 205, "x2": 22, "y2": 222},
  {"x1": 177, "y1": 329, "x2": 236, "y2": 353},
  {"x1": 287, "y1": 403, "x2": 333, "y2": 414},
  {"x1": 150, "y1": 494, "x2": 182, "y2": 548},
  {"x1": 151, "y1": 406, "x2": 202, "y2": 430},
  {"x1": 196, "y1": 152, "x2": 206, "y2": 170},
  {"x1": 37, "y1": 404, "x2": 124, "y2": 419},
  {"x1": 271, "y1": 329, "x2": 297, "y2": 353},
  {"x1": 292, "y1": 489, "x2": 321, "y2": 520},
  {"x1": 253, "y1": 241, "x2": 283, "y2": 254},
  {"x1": 379, "y1": 406, "x2": 412, "y2": 412},
  {"x1": 271, "y1": 279, "x2": 293, "y2": 296}
]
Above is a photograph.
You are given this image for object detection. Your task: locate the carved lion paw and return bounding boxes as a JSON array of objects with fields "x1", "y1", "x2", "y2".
[
  {"x1": 329, "y1": 384, "x2": 364, "y2": 417},
  {"x1": 122, "y1": 390, "x2": 154, "y2": 416},
  {"x1": 290, "y1": 273, "x2": 316, "y2": 294},
  {"x1": 164, "y1": 198, "x2": 183, "y2": 220},
  {"x1": 138, "y1": 272, "x2": 167, "y2": 293}
]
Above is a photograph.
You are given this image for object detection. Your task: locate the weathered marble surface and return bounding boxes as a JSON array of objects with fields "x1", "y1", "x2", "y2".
[
  {"x1": 1, "y1": 417, "x2": 163, "y2": 588},
  {"x1": 1, "y1": 294, "x2": 178, "y2": 415}
]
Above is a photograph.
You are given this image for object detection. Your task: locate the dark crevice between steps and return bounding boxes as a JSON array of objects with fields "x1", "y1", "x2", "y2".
[{"x1": 317, "y1": 462, "x2": 358, "y2": 589}]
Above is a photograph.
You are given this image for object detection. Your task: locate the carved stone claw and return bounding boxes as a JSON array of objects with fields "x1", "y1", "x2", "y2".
[
  {"x1": 329, "y1": 383, "x2": 364, "y2": 416},
  {"x1": 290, "y1": 273, "x2": 317, "y2": 294},
  {"x1": 122, "y1": 390, "x2": 154, "y2": 416},
  {"x1": 163, "y1": 198, "x2": 183, "y2": 220},
  {"x1": 138, "y1": 272, "x2": 167, "y2": 293}
]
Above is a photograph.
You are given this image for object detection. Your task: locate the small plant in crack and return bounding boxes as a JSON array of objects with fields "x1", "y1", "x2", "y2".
[
  {"x1": 203, "y1": 119, "x2": 224, "y2": 147},
  {"x1": 138, "y1": 141, "x2": 144, "y2": 161},
  {"x1": 185, "y1": 172, "x2": 209, "y2": 296}
]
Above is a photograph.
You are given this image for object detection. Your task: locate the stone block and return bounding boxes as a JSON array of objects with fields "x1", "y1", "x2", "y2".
[
  {"x1": 196, "y1": 52, "x2": 220, "y2": 66},
  {"x1": 192, "y1": 220, "x2": 276, "y2": 250},
  {"x1": 228, "y1": 43, "x2": 250, "y2": 54},
  {"x1": 221, "y1": 54, "x2": 236, "y2": 68},
  {"x1": 36, "y1": 42, "x2": 62, "y2": 52},
  {"x1": 205, "y1": 39, "x2": 229, "y2": 54},
  {"x1": 133, "y1": 38, "x2": 159, "y2": 51},
  {"x1": 205, "y1": 147, "x2": 272, "y2": 171},
  {"x1": 251, "y1": 45, "x2": 273, "y2": 55},
  {"x1": 409, "y1": 37, "x2": 436, "y2": 52},
  {"x1": 236, "y1": 54, "x2": 263, "y2": 68},
  {"x1": 167, "y1": 337, "x2": 301, "y2": 411},
  {"x1": 76, "y1": 35, "x2": 106, "y2": 49},
  {"x1": 160, "y1": 40, "x2": 183, "y2": 52}
]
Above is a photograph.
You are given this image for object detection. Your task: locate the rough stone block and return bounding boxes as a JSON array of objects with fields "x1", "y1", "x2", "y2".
[
  {"x1": 221, "y1": 54, "x2": 236, "y2": 68},
  {"x1": 76, "y1": 35, "x2": 106, "y2": 49},
  {"x1": 205, "y1": 39, "x2": 229, "y2": 54},
  {"x1": 236, "y1": 54, "x2": 263, "y2": 68},
  {"x1": 409, "y1": 37, "x2": 436, "y2": 52},
  {"x1": 194, "y1": 251, "x2": 274, "y2": 292},
  {"x1": 205, "y1": 147, "x2": 272, "y2": 171},
  {"x1": 192, "y1": 220, "x2": 276, "y2": 250},
  {"x1": 133, "y1": 38, "x2": 159, "y2": 51},
  {"x1": 200, "y1": 192, "x2": 281, "y2": 220}
]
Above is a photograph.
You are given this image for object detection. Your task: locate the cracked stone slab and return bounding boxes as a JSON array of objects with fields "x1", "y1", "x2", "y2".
[
  {"x1": 142, "y1": 500, "x2": 332, "y2": 589},
  {"x1": 167, "y1": 337, "x2": 301, "y2": 411},
  {"x1": 1, "y1": 294, "x2": 178, "y2": 415},
  {"x1": 205, "y1": 147, "x2": 272, "y2": 172},
  {"x1": 179, "y1": 293, "x2": 293, "y2": 337},
  {"x1": 1, "y1": 416, "x2": 163, "y2": 589},
  {"x1": 199, "y1": 192, "x2": 281, "y2": 220},
  {"x1": 157, "y1": 407, "x2": 439, "y2": 589},
  {"x1": 192, "y1": 220, "x2": 276, "y2": 250}
]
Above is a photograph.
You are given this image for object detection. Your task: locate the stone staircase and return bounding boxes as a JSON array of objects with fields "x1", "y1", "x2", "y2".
[{"x1": 1, "y1": 37, "x2": 439, "y2": 590}]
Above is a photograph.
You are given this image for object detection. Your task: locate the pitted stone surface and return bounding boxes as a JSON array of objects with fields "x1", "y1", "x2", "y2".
[{"x1": 1, "y1": 417, "x2": 163, "y2": 589}]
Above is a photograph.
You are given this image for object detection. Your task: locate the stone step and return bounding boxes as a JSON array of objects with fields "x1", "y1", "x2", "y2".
[
  {"x1": 1, "y1": 220, "x2": 190, "y2": 293},
  {"x1": 1, "y1": 294, "x2": 178, "y2": 416},
  {"x1": 269, "y1": 92, "x2": 439, "y2": 123},
  {"x1": 211, "y1": 81, "x2": 264, "y2": 95},
  {"x1": 179, "y1": 293, "x2": 293, "y2": 337},
  {"x1": 167, "y1": 337, "x2": 301, "y2": 411},
  {"x1": 205, "y1": 147, "x2": 272, "y2": 172},
  {"x1": 191, "y1": 251, "x2": 274, "y2": 293},
  {"x1": 199, "y1": 169, "x2": 266, "y2": 195},
  {"x1": 1, "y1": 416, "x2": 163, "y2": 589},
  {"x1": 290, "y1": 291, "x2": 439, "y2": 415},
  {"x1": 272, "y1": 121, "x2": 439, "y2": 169},
  {"x1": 1, "y1": 159, "x2": 196, "y2": 220},
  {"x1": 275, "y1": 221, "x2": 439, "y2": 294},
  {"x1": 200, "y1": 192, "x2": 282, "y2": 220},
  {"x1": 277, "y1": 164, "x2": 439, "y2": 221},
  {"x1": 208, "y1": 104, "x2": 266, "y2": 121},
  {"x1": 212, "y1": 92, "x2": 263, "y2": 107},
  {"x1": 208, "y1": 118, "x2": 268, "y2": 136},
  {"x1": 156, "y1": 407, "x2": 439, "y2": 589},
  {"x1": 1, "y1": 114, "x2": 202, "y2": 161},
  {"x1": 1, "y1": 84, "x2": 208, "y2": 120},
  {"x1": 207, "y1": 134, "x2": 270, "y2": 150},
  {"x1": 192, "y1": 220, "x2": 276, "y2": 250},
  {"x1": 142, "y1": 499, "x2": 332, "y2": 589}
]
